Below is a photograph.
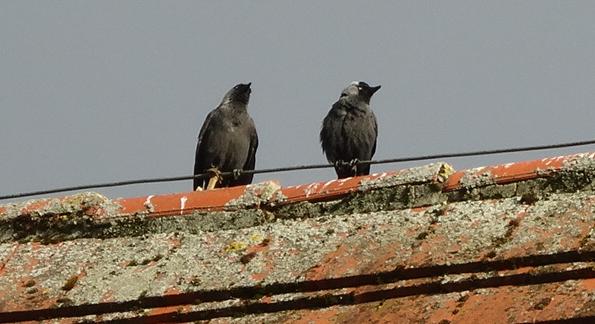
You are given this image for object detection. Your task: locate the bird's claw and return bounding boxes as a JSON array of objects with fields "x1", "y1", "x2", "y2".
[
  {"x1": 232, "y1": 169, "x2": 242, "y2": 180},
  {"x1": 349, "y1": 159, "x2": 360, "y2": 173}
]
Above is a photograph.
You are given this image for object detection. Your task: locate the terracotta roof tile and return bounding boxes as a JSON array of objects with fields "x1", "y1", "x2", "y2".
[{"x1": 0, "y1": 152, "x2": 594, "y2": 323}]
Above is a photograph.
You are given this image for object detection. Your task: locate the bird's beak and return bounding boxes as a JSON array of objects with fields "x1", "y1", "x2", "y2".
[
  {"x1": 370, "y1": 85, "x2": 381, "y2": 94},
  {"x1": 247, "y1": 82, "x2": 252, "y2": 87}
]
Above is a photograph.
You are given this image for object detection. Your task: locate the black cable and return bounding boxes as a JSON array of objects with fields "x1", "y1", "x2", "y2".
[{"x1": 1, "y1": 139, "x2": 595, "y2": 201}]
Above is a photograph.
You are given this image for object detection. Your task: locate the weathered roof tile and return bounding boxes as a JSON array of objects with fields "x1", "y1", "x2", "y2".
[{"x1": 0, "y1": 152, "x2": 594, "y2": 322}]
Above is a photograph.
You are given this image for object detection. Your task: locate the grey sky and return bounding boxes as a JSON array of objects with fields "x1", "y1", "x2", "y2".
[{"x1": 1, "y1": 1, "x2": 594, "y2": 202}]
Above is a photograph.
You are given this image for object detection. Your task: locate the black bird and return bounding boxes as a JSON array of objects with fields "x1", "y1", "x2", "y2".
[
  {"x1": 193, "y1": 83, "x2": 258, "y2": 190},
  {"x1": 320, "y1": 81, "x2": 381, "y2": 178}
]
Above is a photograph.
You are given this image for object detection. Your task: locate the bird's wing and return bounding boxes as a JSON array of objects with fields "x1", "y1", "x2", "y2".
[
  {"x1": 237, "y1": 120, "x2": 258, "y2": 185},
  {"x1": 197, "y1": 109, "x2": 217, "y2": 145},
  {"x1": 193, "y1": 109, "x2": 217, "y2": 190},
  {"x1": 320, "y1": 102, "x2": 346, "y2": 163},
  {"x1": 370, "y1": 111, "x2": 378, "y2": 158}
]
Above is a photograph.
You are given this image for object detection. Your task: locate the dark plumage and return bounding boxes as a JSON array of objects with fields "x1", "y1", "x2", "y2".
[
  {"x1": 193, "y1": 83, "x2": 258, "y2": 190},
  {"x1": 320, "y1": 81, "x2": 381, "y2": 178}
]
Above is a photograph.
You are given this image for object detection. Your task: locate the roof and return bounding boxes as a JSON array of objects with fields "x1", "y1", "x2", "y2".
[{"x1": 0, "y1": 152, "x2": 594, "y2": 323}]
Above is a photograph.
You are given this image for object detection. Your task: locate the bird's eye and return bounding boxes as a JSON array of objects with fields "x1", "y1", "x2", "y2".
[{"x1": 358, "y1": 87, "x2": 363, "y2": 91}]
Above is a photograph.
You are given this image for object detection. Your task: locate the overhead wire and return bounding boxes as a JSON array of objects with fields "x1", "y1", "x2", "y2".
[{"x1": 1, "y1": 139, "x2": 595, "y2": 201}]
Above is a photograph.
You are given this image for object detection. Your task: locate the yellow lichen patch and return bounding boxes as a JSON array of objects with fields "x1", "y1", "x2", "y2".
[
  {"x1": 224, "y1": 241, "x2": 247, "y2": 253},
  {"x1": 437, "y1": 163, "x2": 455, "y2": 183},
  {"x1": 223, "y1": 233, "x2": 264, "y2": 253},
  {"x1": 249, "y1": 233, "x2": 264, "y2": 244}
]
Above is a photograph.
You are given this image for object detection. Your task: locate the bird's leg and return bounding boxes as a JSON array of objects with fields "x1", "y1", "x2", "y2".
[
  {"x1": 232, "y1": 169, "x2": 242, "y2": 180},
  {"x1": 206, "y1": 167, "x2": 222, "y2": 190}
]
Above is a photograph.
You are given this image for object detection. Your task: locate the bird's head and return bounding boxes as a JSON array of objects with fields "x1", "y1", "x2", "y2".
[
  {"x1": 224, "y1": 82, "x2": 252, "y2": 105},
  {"x1": 340, "y1": 81, "x2": 381, "y2": 104}
]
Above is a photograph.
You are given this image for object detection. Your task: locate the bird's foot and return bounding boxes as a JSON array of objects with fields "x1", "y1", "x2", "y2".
[
  {"x1": 232, "y1": 169, "x2": 243, "y2": 180},
  {"x1": 206, "y1": 167, "x2": 222, "y2": 190},
  {"x1": 349, "y1": 159, "x2": 360, "y2": 172}
]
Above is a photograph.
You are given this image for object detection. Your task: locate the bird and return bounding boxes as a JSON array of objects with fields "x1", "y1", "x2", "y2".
[
  {"x1": 320, "y1": 81, "x2": 381, "y2": 179},
  {"x1": 193, "y1": 83, "x2": 258, "y2": 190}
]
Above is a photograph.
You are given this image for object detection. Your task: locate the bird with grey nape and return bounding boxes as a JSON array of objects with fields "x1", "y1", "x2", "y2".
[
  {"x1": 320, "y1": 81, "x2": 381, "y2": 179},
  {"x1": 193, "y1": 83, "x2": 258, "y2": 190}
]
